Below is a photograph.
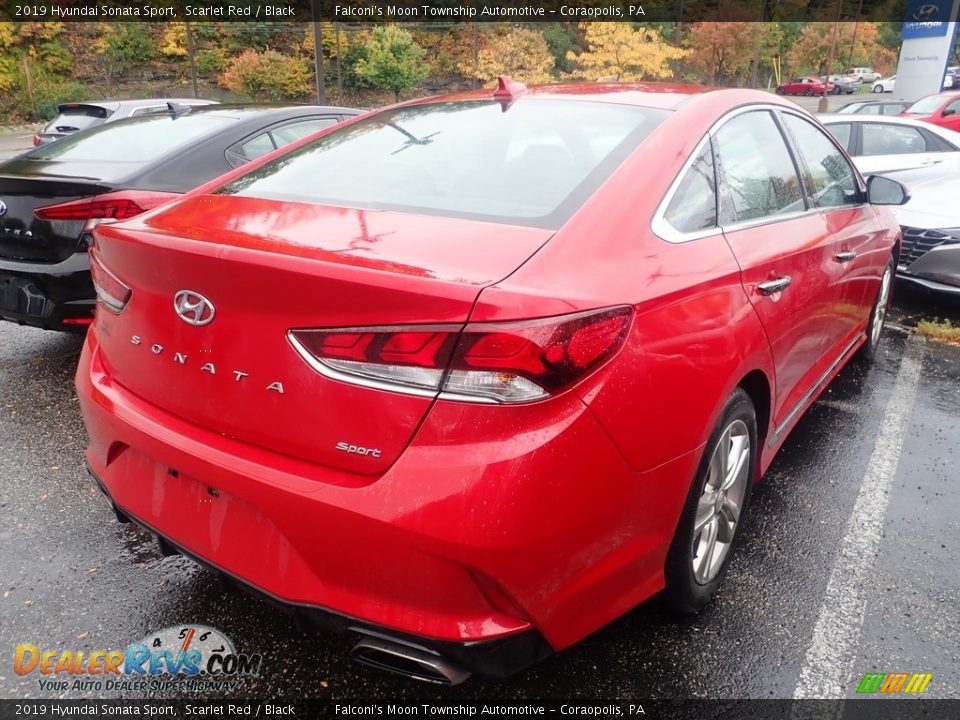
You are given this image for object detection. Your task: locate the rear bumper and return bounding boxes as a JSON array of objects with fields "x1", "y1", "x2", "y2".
[
  {"x1": 84, "y1": 463, "x2": 552, "y2": 679},
  {"x1": 77, "y1": 326, "x2": 698, "y2": 663},
  {"x1": 0, "y1": 252, "x2": 95, "y2": 331}
]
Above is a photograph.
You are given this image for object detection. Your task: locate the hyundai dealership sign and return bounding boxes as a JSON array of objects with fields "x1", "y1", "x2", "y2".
[{"x1": 894, "y1": 0, "x2": 960, "y2": 101}]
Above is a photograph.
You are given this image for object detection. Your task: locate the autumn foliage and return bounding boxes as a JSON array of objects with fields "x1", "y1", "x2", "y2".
[
  {"x1": 567, "y1": 23, "x2": 688, "y2": 82},
  {"x1": 466, "y1": 27, "x2": 556, "y2": 85}
]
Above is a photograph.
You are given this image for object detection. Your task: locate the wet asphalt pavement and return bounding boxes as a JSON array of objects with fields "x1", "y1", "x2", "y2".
[{"x1": 0, "y1": 286, "x2": 957, "y2": 701}]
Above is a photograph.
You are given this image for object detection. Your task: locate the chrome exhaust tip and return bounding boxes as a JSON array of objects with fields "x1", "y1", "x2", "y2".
[{"x1": 350, "y1": 637, "x2": 470, "y2": 685}]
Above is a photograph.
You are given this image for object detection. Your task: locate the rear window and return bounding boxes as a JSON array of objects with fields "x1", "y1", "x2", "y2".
[
  {"x1": 43, "y1": 106, "x2": 108, "y2": 133},
  {"x1": 27, "y1": 113, "x2": 233, "y2": 164},
  {"x1": 218, "y1": 99, "x2": 667, "y2": 229}
]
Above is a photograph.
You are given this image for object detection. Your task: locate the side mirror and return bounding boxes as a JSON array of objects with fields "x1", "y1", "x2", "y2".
[
  {"x1": 867, "y1": 175, "x2": 910, "y2": 206},
  {"x1": 943, "y1": 108, "x2": 956, "y2": 116}
]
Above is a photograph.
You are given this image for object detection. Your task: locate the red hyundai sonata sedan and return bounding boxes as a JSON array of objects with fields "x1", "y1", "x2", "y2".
[{"x1": 76, "y1": 80, "x2": 906, "y2": 683}]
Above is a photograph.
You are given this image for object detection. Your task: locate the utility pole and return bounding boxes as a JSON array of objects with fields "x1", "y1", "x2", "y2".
[
  {"x1": 184, "y1": 21, "x2": 199, "y2": 99},
  {"x1": 472, "y1": 23, "x2": 479, "y2": 89},
  {"x1": 311, "y1": 0, "x2": 326, "y2": 104},
  {"x1": 335, "y1": 22, "x2": 343, "y2": 101},
  {"x1": 818, "y1": 0, "x2": 844, "y2": 113}
]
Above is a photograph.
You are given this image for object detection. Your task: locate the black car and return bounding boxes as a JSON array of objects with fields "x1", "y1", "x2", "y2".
[{"x1": 0, "y1": 104, "x2": 359, "y2": 331}]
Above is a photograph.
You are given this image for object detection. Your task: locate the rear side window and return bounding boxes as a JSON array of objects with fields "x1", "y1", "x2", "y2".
[
  {"x1": 27, "y1": 114, "x2": 232, "y2": 163},
  {"x1": 781, "y1": 114, "x2": 860, "y2": 209},
  {"x1": 663, "y1": 141, "x2": 717, "y2": 233},
  {"x1": 218, "y1": 100, "x2": 667, "y2": 229},
  {"x1": 271, "y1": 117, "x2": 338, "y2": 145},
  {"x1": 43, "y1": 106, "x2": 108, "y2": 133},
  {"x1": 714, "y1": 111, "x2": 805, "y2": 223},
  {"x1": 825, "y1": 123, "x2": 852, "y2": 149},
  {"x1": 237, "y1": 133, "x2": 276, "y2": 160}
]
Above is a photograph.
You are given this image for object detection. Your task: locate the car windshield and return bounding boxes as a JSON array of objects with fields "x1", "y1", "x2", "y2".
[
  {"x1": 27, "y1": 113, "x2": 233, "y2": 163},
  {"x1": 218, "y1": 99, "x2": 667, "y2": 229},
  {"x1": 905, "y1": 95, "x2": 949, "y2": 114}
]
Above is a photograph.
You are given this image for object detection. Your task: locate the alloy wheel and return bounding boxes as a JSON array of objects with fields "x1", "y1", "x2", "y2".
[
  {"x1": 691, "y1": 419, "x2": 750, "y2": 585},
  {"x1": 871, "y1": 265, "x2": 892, "y2": 349}
]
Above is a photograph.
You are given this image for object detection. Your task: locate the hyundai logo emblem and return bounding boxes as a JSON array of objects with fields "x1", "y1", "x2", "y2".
[
  {"x1": 0, "y1": 201, "x2": 6, "y2": 217},
  {"x1": 173, "y1": 290, "x2": 215, "y2": 326},
  {"x1": 913, "y1": 3, "x2": 939, "y2": 20}
]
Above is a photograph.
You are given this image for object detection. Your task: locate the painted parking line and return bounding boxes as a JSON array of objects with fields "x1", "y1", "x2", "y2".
[{"x1": 793, "y1": 335, "x2": 925, "y2": 700}]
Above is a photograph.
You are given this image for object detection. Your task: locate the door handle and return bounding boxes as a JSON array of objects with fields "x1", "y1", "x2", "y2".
[
  {"x1": 921, "y1": 159, "x2": 943, "y2": 165},
  {"x1": 757, "y1": 276, "x2": 792, "y2": 295},
  {"x1": 835, "y1": 250, "x2": 858, "y2": 263}
]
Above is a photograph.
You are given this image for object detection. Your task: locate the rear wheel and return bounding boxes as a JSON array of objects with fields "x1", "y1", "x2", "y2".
[
  {"x1": 663, "y1": 389, "x2": 756, "y2": 613},
  {"x1": 805, "y1": 88, "x2": 814, "y2": 96},
  {"x1": 873, "y1": 85, "x2": 884, "y2": 93},
  {"x1": 857, "y1": 256, "x2": 894, "y2": 363}
]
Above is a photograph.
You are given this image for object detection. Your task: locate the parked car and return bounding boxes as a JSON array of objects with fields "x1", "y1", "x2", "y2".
[
  {"x1": 0, "y1": 104, "x2": 359, "y2": 331},
  {"x1": 873, "y1": 75, "x2": 896, "y2": 93},
  {"x1": 76, "y1": 81, "x2": 905, "y2": 684},
  {"x1": 836, "y1": 100, "x2": 911, "y2": 116},
  {"x1": 876, "y1": 169, "x2": 960, "y2": 296},
  {"x1": 901, "y1": 91, "x2": 960, "y2": 132},
  {"x1": 822, "y1": 75, "x2": 860, "y2": 94},
  {"x1": 776, "y1": 76, "x2": 835, "y2": 95},
  {"x1": 844, "y1": 67, "x2": 882, "y2": 83},
  {"x1": 820, "y1": 114, "x2": 960, "y2": 177},
  {"x1": 33, "y1": 99, "x2": 219, "y2": 146}
]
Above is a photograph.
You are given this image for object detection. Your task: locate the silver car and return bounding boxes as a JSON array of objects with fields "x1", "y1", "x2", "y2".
[{"x1": 33, "y1": 99, "x2": 218, "y2": 146}]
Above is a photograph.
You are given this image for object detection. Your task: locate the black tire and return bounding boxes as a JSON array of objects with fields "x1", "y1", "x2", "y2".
[
  {"x1": 833, "y1": 86, "x2": 842, "y2": 95},
  {"x1": 775, "y1": 87, "x2": 785, "y2": 95},
  {"x1": 805, "y1": 88, "x2": 814, "y2": 96},
  {"x1": 873, "y1": 85, "x2": 884, "y2": 93},
  {"x1": 857, "y1": 255, "x2": 895, "y2": 364},
  {"x1": 663, "y1": 388, "x2": 757, "y2": 614}
]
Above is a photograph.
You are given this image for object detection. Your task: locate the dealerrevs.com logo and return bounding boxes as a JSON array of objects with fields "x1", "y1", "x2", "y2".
[{"x1": 14, "y1": 625, "x2": 261, "y2": 693}]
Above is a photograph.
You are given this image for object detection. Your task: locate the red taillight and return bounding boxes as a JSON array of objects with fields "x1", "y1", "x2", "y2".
[
  {"x1": 34, "y1": 190, "x2": 178, "y2": 232},
  {"x1": 88, "y1": 248, "x2": 131, "y2": 314},
  {"x1": 289, "y1": 307, "x2": 632, "y2": 404},
  {"x1": 32, "y1": 135, "x2": 40, "y2": 147}
]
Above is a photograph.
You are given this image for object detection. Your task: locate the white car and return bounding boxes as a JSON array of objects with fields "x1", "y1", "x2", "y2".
[
  {"x1": 820, "y1": 113, "x2": 960, "y2": 178},
  {"x1": 879, "y1": 170, "x2": 960, "y2": 295},
  {"x1": 873, "y1": 76, "x2": 896, "y2": 93}
]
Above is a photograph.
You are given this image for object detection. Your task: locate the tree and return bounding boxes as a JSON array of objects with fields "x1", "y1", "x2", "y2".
[
  {"x1": 567, "y1": 23, "x2": 686, "y2": 82},
  {"x1": 95, "y1": 23, "x2": 155, "y2": 86},
  {"x1": 219, "y1": 49, "x2": 312, "y2": 101},
  {"x1": 464, "y1": 27, "x2": 555, "y2": 85},
  {"x1": 685, "y1": 23, "x2": 763, "y2": 85},
  {"x1": 353, "y1": 25, "x2": 429, "y2": 102},
  {"x1": 787, "y1": 22, "x2": 897, "y2": 77}
]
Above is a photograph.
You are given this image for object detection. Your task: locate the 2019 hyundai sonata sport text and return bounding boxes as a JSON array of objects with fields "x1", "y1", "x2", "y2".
[{"x1": 76, "y1": 80, "x2": 906, "y2": 684}]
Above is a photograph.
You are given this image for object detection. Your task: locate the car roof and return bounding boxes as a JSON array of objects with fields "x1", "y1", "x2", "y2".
[
  {"x1": 416, "y1": 82, "x2": 714, "y2": 110},
  {"x1": 186, "y1": 103, "x2": 360, "y2": 120},
  {"x1": 820, "y1": 113, "x2": 917, "y2": 124},
  {"x1": 818, "y1": 112, "x2": 960, "y2": 138},
  {"x1": 57, "y1": 99, "x2": 217, "y2": 112}
]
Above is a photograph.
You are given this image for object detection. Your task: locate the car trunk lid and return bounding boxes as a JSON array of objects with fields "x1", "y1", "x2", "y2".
[
  {"x1": 91, "y1": 194, "x2": 553, "y2": 477},
  {"x1": 0, "y1": 165, "x2": 117, "y2": 263}
]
